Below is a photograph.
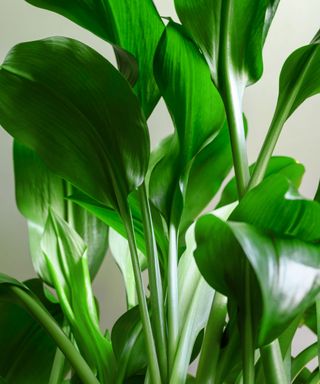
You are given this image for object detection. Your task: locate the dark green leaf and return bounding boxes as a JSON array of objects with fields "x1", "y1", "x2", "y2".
[
  {"x1": 0, "y1": 37, "x2": 149, "y2": 210},
  {"x1": 174, "y1": 0, "x2": 279, "y2": 85},
  {"x1": 25, "y1": 0, "x2": 164, "y2": 117},
  {"x1": 231, "y1": 174, "x2": 320, "y2": 242},
  {"x1": 150, "y1": 21, "x2": 225, "y2": 223},
  {"x1": 41, "y1": 210, "x2": 115, "y2": 381},
  {"x1": 180, "y1": 121, "x2": 232, "y2": 231},
  {"x1": 14, "y1": 142, "x2": 108, "y2": 284},
  {"x1": 0, "y1": 278, "x2": 62, "y2": 384},
  {"x1": 218, "y1": 156, "x2": 305, "y2": 207},
  {"x1": 195, "y1": 214, "x2": 320, "y2": 345},
  {"x1": 111, "y1": 306, "x2": 147, "y2": 382},
  {"x1": 272, "y1": 29, "x2": 320, "y2": 125}
]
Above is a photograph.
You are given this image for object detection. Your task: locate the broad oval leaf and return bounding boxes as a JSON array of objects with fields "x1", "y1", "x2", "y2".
[
  {"x1": 231, "y1": 174, "x2": 320, "y2": 242},
  {"x1": 195, "y1": 214, "x2": 320, "y2": 345},
  {"x1": 0, "y1": 37, "x2": 149, "y2": 210},
  {"x1": 218, "y1": 156, "x2": 305, "y2": 208},
  {"x1": 14, "y1": 142, "x2": 108, "y2": 284},
  {"x1": 0, "y1": 278, "x2": 63, "y2": 384},
  {"x1": 111, "y1": 306, "x2": 147, "y2": 383},
  {"x1": 24, "y1": 0, "x2": 165, "y2": 117},
  {"x1": 150, "y1": 22, "x2": 225, "y2": 223},
  {"x1": 175, "y1": 0, "x2": 279, "y2": 85}
]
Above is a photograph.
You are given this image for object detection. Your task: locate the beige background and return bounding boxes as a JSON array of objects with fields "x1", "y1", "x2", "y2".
[{"x1": 0, "y1": 0, "x2": 319, "y2": 358}]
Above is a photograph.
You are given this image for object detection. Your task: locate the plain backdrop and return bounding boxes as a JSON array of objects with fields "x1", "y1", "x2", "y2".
[{"x1": 0, "y1": 0, "x2": 319, "y2": 358}]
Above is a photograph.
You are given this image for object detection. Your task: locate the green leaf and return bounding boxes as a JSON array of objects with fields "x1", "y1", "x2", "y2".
[
  {"x1": 231, "y1": 174, "x2": 320, "y2": 242},
  {"x1": 0, "y1": 278, "x2": 62, "y2": 384},
  {"x1": 218, "y1": 156, "x2": 305, "y2": 207},
  {"x1": 180, "y1": 121, "x2": 232, "y2": 232},
  {"x1": 170, "y1": 224, "x2": 214, "y2": 383},
  {"x1": 150, "y1": 21, "x2": 225, "y2": 223},
  {"x1": 109, "y1": 228, "x2": 147, "y2": 309},
  {"x1": 174, "y1": 0, "x2": 279, "y2": 85},
  {"x1": 70, "y1": 191, "x2": 168, "y2": 263},
  {"x1": 14, "y1": 141, "x2": 108, "y2": 284},
  {"x1": 41, "y1": 210, "x2": 115, "y2": 382},
  {"x1": 195, "y1": 214, "x2": 320, "y2": 345},
  {"x1": 272, "y1": 29, "x2": 320, "y2": 125},
  {"x1": 111, "y1": 306, "x2": 147, "y2": 383},
  {"x1": 24, "y1": 0, "x2": 164, "y2": 117},
  {"x1": 0, "y1": 37, "x2": 149, "y2": 210}
]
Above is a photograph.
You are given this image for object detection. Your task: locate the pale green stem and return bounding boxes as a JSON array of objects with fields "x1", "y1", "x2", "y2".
[
  {"x1": 196, "y1": 292, "x2": 227, "y2": 384},
  {"x1": 48, "y1": 347, "x2": 66, "y2": 384},
  {"x1": 138, "y1": 183, "x2": 167, "y2": 381},
  {"x1": 316, "y1": 300, "x2": 320, "y2": 377},
  {"x1": 260, "y1": 340, "x2": 289, "y2": 384},
  {"x1": 120, "y1": 202, "x2": 161, "y2": 384},
  {"x1": 9, "y1": 286, "x2": 99, "y2": 384},
  {"x1": 168, "y1": 221, "x2": 179, "y2": 374}
]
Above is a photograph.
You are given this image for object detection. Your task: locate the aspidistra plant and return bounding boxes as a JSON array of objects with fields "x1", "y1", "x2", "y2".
[{"x1": 0, "y1": 1, "x2": 319, "y2": 384}]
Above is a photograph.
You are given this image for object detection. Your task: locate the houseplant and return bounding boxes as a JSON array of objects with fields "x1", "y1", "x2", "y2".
[{"x1": 0, "y1": 0, "x2": 319, "y2": 383}]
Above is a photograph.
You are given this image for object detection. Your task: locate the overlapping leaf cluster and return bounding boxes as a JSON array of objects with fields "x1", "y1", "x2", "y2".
[{"x1": 0, "y1": 1, "x2": 319, "y2": 383}]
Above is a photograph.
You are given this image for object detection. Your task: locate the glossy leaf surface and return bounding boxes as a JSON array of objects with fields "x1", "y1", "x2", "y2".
[
  {"x1": 231, "y1": 175, "x2": 320, "y2": 242},
  {"x1": 25, "y1": 0, "x2": 164, "y2": 117},
  {"x1": 150, "y1": 22, "x2": 225, "y2": 222},
  {"x1": 170, "y1": 224, "x2": 214, "y2": 383},
  {"x1": 175, "y1": 0, "x2": 279, "y2": 85},
  {"x1": 272, "y1": 30, "x2": 320, "y2": 124},
  {"x1": 111, "y1": 306, "x2": 147, "y2": 383},
  {"x1": 0, "y1": 278, "x2": 62, "y2": 383},
  {"x1": 14, "y1": 142, "x2": 108, "y2": 284},
  {"x1": 0, "y1": 37, "x2": 149, "y2": 210},
  {"x1": 195, "y1": 214, "x2": 320, "y2": 345},
  {"x1": 218, "y1": 156, "x2": 305, "y2": 207},
  {"x1": 42, "y1": 210, "x2": 115, "y2": 381}
]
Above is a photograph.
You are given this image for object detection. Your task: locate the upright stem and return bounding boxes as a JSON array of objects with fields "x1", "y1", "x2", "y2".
[
  {"x1": 168, "y1": 221, "x2": 179, "y2": 374},
  {"x1": 316, "y1": 300, "x2": 320, "y2": 377},
  {"x1": 120, "y1": 201, "x2": 161, "y2": 384},
  {"x1": 48, "y1": 347, "x2": 66, "y2": 384},
  {"x1": 260, "y1": 340, "x2": 289, "y2": 384},
  {"x1": 196, "y1": 292, "x2": 228, "y2": 384},
  {"x1": 138, "y1": 183, "x2": 167, "y2": 381},
  {"x1": 9, "y1": 286, "x2": 99, "y2": 384},
  {"x1": 240, "y1": 264, "x2": 255, "y2": 384},
  {"x1": 219, "y1": 3, "x2": 252, "y2": 382}
]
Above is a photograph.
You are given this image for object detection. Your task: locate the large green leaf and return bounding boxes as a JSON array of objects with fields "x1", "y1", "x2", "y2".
[
  {"x1": 218, "y1": 156, "x2": 305, "y2": 207},
  {"x1": 150, "y1": 21, "x2": 225, "y2": 223},
  {"x1": 24, "y1": 0, "x2": 164, "y2": 117},
  {"x1": 231, "y1": 175, "x2": 320, "y2": 242},
  {"x1": 174, "y1": 0, "x2": 279, "y2": 85},
  {"x1": 0, "y1": 278, "x2": 63, "y2": 384},
  {"x1": 194, "y1": 214, "x2": 320, "y2": 346},
  {"x1": 109, "y1": 228, "x2": 147, "y2": 309},
  {"x1": 41, "y1": 210, "x2": 115, "y2": 382},
  {"x1": 111, "y1": 306, "x2": 147, "y2": 383},
  {"x1": 14, "y1": 142, "x2": 108, "y2": 284},
  {"x1": 0, "y1": 37, "x2": 149, "y2": 210}
]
